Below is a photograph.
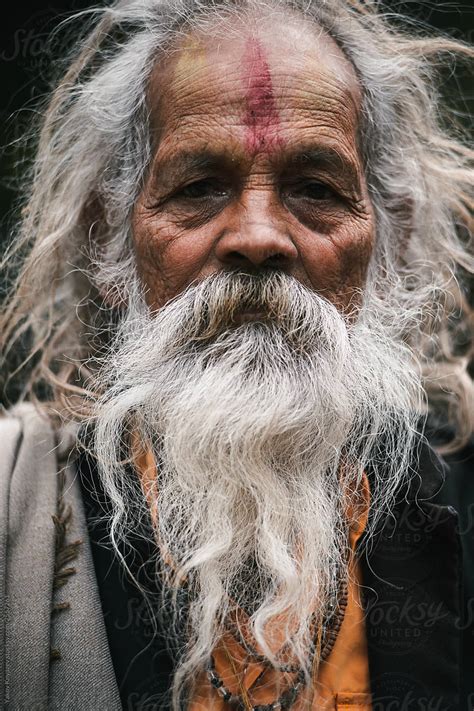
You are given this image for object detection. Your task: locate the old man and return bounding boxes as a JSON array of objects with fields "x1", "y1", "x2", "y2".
[{"x1": 1, "y1": 0, "x2": 473, "y2": 709}]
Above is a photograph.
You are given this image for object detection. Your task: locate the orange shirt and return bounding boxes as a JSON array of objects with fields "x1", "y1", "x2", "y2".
[{"x1": 135, "y1": 446, "x2": 372, "y2": 710}]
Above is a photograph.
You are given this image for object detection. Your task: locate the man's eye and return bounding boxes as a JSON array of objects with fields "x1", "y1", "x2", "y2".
[
  {"x1": 293, "y1": 181, "x2": 336, "y2": 201},
  {"x1": 178, "y1": 179, "x2": 228, "y2": 200}
]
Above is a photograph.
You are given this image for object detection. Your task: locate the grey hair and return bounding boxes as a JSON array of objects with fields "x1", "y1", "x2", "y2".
[{"x1": 1, "y1": 0, "x2": 473, "y2": 447}]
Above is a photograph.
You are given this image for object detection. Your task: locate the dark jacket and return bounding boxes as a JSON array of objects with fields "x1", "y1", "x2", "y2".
[{"x1": 362, "y1": 436, "x2": 474, "y2": 710}]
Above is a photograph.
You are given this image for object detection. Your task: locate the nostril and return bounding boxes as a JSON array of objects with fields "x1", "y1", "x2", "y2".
[
  {"x1": 224, "y1": 249, "x2": 288, "y2": 267},
  {"x1": 265, "y1": 253, "x2": 287, "y2": 266},
  {"x1": 227, "y1": 251, "x2": 247, "y2": 262},
  {"x1": 216, "y1": 228, "x2": 298, "y2": 269}
]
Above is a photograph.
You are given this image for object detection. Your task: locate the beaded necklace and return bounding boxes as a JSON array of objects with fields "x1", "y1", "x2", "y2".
[{"x1": 203, "y1": 578, "x2": 349, "y2": 711}]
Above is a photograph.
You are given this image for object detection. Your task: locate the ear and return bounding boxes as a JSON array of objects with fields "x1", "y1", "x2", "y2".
[
  {"x1": 81, "y1": 194, "x2": 129, "y2": 310},
  {"x1": 394, "y1": 195, "x2": 414, "y2": 262}
]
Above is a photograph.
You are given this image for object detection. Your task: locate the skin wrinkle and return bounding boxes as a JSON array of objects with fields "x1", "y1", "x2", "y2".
[{"x1": 133, "y1": 16, "x2": 374, "y2": 313}]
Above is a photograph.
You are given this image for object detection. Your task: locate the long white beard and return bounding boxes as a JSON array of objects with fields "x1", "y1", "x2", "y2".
[{"x1": 92, "y1": 270, "x2": 422, "y2": 706}]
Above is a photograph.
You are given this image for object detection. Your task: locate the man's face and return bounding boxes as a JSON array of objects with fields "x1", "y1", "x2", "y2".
[{"x1": 132, "y1": 14, "x2": 374, "y2": 314}]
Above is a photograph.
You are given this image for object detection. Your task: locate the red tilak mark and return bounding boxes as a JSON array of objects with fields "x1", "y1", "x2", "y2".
[{"x1": 241, "y1": 37, "x2": 283, "y2": 153}]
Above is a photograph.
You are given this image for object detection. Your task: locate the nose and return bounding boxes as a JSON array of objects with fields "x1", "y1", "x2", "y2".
[{"x1": 215, "y1": 194, "x2": 298, "y2": 270}]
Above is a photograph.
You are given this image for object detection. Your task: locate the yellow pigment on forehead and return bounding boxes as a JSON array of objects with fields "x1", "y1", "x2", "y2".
[{"x1": 172, "y1": 36, "x2": 208, "y2": 86}]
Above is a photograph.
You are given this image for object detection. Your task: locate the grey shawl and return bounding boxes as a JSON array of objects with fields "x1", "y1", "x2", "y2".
[{"x1": 0, "y1": 404, "x2": 121, "y2": 711}]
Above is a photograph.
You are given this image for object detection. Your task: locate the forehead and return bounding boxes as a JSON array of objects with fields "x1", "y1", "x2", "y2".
[{"x1": 148, "y1": 13, "x2": 362, "y2": 163}]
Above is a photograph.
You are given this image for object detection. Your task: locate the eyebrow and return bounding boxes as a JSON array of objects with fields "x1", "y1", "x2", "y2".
[
  {"x1": 287, "y1": 147, "x2": 361, "y2": 189},
  {"x1": 151, "y1": 151, "x2": 236, "y2": 182},
  {"x1": 151, "y1": 145, "x2": 362, "y2": 190}
]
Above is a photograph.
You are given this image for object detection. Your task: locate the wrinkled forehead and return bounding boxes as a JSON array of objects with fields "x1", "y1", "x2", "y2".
[{"x1": 147, "y1": 11, "x2": 362, "y2": 147}]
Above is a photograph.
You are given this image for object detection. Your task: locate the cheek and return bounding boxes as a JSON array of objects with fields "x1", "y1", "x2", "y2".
[
  {"x1": 132, "y1": 209, "x2": 216, "y2": 309},
  {"x1": 298, "y1": 218, "x2": 374, "y2": 309}
]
